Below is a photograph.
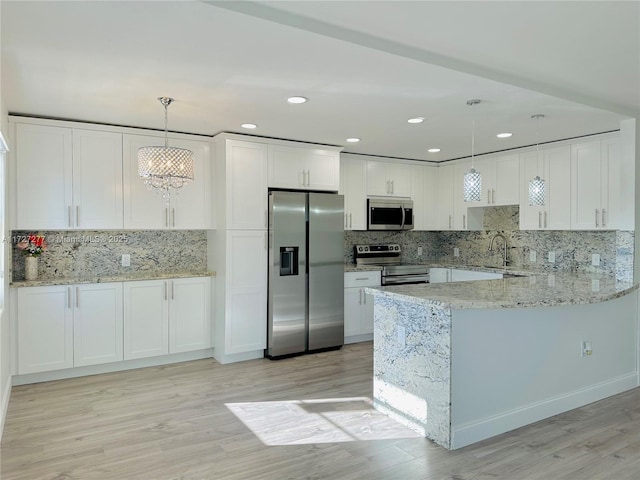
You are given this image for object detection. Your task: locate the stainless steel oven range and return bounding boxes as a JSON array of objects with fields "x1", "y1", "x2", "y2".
[{"x1": 354, "y1": 244, "x2": 429, "y2": 285}]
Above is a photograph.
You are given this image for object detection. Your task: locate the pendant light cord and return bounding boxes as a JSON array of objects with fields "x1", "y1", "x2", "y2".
[
  {"x1": 471, "y1": 118, "x2": 475, "y2": 168},
  {"x1": 164, "y1": 102, "x2": 169, "y2": 149}
]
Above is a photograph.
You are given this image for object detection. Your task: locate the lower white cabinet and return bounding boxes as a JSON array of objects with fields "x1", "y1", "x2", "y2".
[
  {"x1": 344, "y1": 271, "x2": 381, "y2": 343},
  {"x1": 17, "y1": 283, "x2": 123, "y2": 374},
  {"x1": 124, "y1": 277, "x2": 211, "y2": 360},
  {"x1": 429, "y1": 268, "x2": 503, "y2": 283}
]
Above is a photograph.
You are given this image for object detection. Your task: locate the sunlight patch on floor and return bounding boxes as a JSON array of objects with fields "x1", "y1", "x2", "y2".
[{"x1": 225, "y1": 396, "x2": 421, "y2": 445}]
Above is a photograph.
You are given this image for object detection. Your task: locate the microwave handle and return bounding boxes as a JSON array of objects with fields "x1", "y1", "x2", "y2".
[{"x1": 400, "y1": 205, "x2": 406, "y2": 229}]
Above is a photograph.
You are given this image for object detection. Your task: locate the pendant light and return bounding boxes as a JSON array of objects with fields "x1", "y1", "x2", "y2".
[
  {"x1": 528, "y1": 114, "x2": 545, "y2": 206},
  {"x1": 463, "y1": 99, "x2": 482, "y2": 202},
  {"x1": 138, "y1": 97, "x2": 194, "y2": 203}
]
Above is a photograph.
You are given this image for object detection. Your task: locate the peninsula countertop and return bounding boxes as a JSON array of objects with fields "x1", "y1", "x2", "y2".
[
  {"x1": 10, "y1": 270, "x2": 216, "y2": 288},
  {"x1": 366, "y1": 273, "x2": 637, "y2": 310}
]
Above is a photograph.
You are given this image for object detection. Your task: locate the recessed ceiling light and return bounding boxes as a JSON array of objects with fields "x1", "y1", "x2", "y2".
[
  {"x1": 346, "y1": 138, "x2": 360, "y2": 143},
  {"x1": 241, "y1": 123, "x2": 257, "y2": 129},
  {"x1": 428, "y1": 148, "x2": 441, "y2": 153},
  {"x1": 408, "y1": 117, "x2": 425, "y2": 124},
  {"x1": 287, "y1": 96, "x2": 308, "y2": 104},
  {"x1": 497, "y1": 132, "x2": 513, "y2": 138}
]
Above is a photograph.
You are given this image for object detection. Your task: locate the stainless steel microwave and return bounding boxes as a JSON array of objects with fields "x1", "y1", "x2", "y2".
[{"x1": 367, "y1": 197, "x2": 414, "y2": 231}]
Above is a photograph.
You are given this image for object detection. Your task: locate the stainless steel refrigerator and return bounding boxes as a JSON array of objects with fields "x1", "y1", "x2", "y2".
[{"x1": 266, "y1": 191, "x2": 344, "y2": 359}]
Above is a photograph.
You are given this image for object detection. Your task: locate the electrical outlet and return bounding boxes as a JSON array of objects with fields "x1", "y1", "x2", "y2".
[
  {"x1": 417, "y1": 246, "x2": 423, "y2": 256},
  {"x1": 548, "y1": 251, "x2": 555, "y2": 263},
  {"x1": 591, "y1": 279, "x2": 600, "y2": 292},
  {"x1": 529, "y1": 250, "x2": 537, "y2": 262},
  {"x1": 397, "y1": 325, "x2": 406, "y2": 346},
  {"x1": 581, "y1": 341, "x2": 593, "y2": 357},
  {"x1": 121, "y1": 254, "x2": 131, "y2": 267},
  {"x1": 547, "y1": 274, "x2": 555, "y2": 287},
  {"x1": 591, "y1": 253, "x2": 601, "y2": 266},
  {"x1": 454, "y1": 247, "x2": 460, "y2": 257}
]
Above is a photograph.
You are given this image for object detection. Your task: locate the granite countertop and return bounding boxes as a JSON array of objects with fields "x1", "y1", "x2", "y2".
[
  {"x1": 10, "y1": 270, "x2": 216, "y2": 288},
  {"x1": 366, "y1": 273, "x2": 638, "y2": 310}
]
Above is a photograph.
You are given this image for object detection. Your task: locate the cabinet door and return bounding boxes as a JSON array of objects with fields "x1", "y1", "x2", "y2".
[
  {"x1": 602, "y1": 138, "x2": 630, "y2": 229},
  {"x1": 341, "y1": 157, "x2": 366, "y2": 230},
  {"x1": 124, "y1": 280, "x2": 169, "y2": 360},
  {"x1": 225, "y1": 230, "x2": 268, "y2": 354},
  {"x1": 429, "y1": 268, "x2": 450, "y2": 283},
  {"x1": 571, "y1": 141, "x2": 603, "y2": 229},
  {"x1": 227, "y1": 141, "x2": 268, "y2": 230},
  {"x1": 454, "y1": 162, "x2": 470, "y2": 230},
  {"x1": 366, "y1": 162, "x2": 390, "y2": 196},
  {"x1": 473, "y1": 157, "x2": 494, "y2": 206},
  {"x1": 493, "y1": 154, "x2": 520, "y2": 205},
  {"x1": 423, "y1": 166, "x2": 440, "y2": 230},
  {"x1": 169, "y1": 139, "x2": 211, "y2": 229},
  {"x1": 545, "y1": 146, "x2": 572, "y2": 229},
  {"x1": 438, "y1": 165, "x2": 455, "y2": 230},
  {"x1": 411, "y1": 165, "x2": 426, "y2": 230},
  {"x1": 304, "y1": 150, "x2": 340, "y2": 191},
  {"x1": 387, "y1": 163, "x2": 412, "y2": 197},
  {"x1": 17, "y1": 286, "x2": 73, "y2": 374},
  {"x1": 123, "y1": 134, "x2": 167, "y2": 229},
  {"x1": 72, "y1": 129, "x2": 123, "y2": 229},
  {"x1": 74, "y1": 283, "x2": 124, "y2": 367},
  {"x1": 169, "y1": 277, "x2": 211, "y2": 353},
  {"x1": 519, "y1": 151, "x2": 544, "y2": 230},
  {"x1": 344, "y1": 287, "x2": 364, "y2": 338},
  {"x1": 268, "y1": 145, "x2": 303, "y2": 189},
  {"x1": 16, "y1": 124, "x2": 73, "y2": 229}
]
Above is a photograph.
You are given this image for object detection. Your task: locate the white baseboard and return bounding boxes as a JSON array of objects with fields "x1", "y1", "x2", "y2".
[
  {"x1": 451, "y1": 372, "x2": 638, "y2": 449},
  {"x1": 213, "y1": 349, "x2": 264, "y2": 365},
  {"x1": 0, "y1": 374, "x2": 12, "y2": 442},
  {"x1": 345, "y1": 334, "x2": 373, "y2": 345}
]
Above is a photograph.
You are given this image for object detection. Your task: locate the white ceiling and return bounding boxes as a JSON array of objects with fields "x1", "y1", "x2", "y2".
[{"x1": 2, "y1": 1, "x2": 638, "y2": 162}]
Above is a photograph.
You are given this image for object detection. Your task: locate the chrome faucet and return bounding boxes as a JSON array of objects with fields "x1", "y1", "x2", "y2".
[{"x1": 488, "y1": 233, "x2": 509, "y2": 267}]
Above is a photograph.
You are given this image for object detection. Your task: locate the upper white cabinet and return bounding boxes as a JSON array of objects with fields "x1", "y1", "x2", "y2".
[
  {"x1": 412, "y1": 164, "x2": 439, "y2": 230},
  {"x1": 268, "y1": 144, "x2": 340, "y2": 191},
  {"x1": 217, "y1": 139, "x2": 268, "y2": 230},
  {"x1": 475, "y1": 154, "x2": 520, "y2": 206},
  {"x1": 366, "y1": 161, "x2": 412, "y2": 197},
  {"x1": 520, "y1": 146, "x2": 572, "y2": 230},
  {"x1": 340, "y1": 155, "x2": 367, "y2": 230},
  {"x1": 439, "y1": 162, "x2": 469, "y2": 230},
  {"x1": 15, "y1": 124, "x2": 123, "y2": 229},
  {"x1": 123, "y1": 134, "x2": 211, "y2": 229}
]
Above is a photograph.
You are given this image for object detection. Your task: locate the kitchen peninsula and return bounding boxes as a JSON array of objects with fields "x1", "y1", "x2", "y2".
[{"x1": 366, "y1": 273, "x2": 638, "y2": 449}]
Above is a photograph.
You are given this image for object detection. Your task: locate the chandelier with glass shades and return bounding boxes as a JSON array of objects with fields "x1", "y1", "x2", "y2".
[{"x1": 138, "y1": 97, "x2": 194, "y2": 202}]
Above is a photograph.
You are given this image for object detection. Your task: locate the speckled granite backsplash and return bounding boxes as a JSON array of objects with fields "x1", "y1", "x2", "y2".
[
  {"x1": 345, "y1": 229, "x2": 634, "y2": 282},
  {"x1": 11, "y1": 230, "x2": 207, "y2": 281}
]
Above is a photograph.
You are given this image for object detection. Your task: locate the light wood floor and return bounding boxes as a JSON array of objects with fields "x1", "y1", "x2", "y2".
[{"x1": 1, "y1": 342, "x2": 638, "y2": 480}]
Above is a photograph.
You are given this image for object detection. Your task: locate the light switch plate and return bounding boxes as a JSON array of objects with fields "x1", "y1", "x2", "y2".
[
  {"x1": 529, "y1": 250, "x2": 537, "y2": 262},
  {"x1": 591, "y1": 253, "x2": 600, "y2": 266},
  {"x1": 454, "y1": 247, "x2": 460, "y2": 257},
  {"x1": 548, "y1": 251, "x2": 555, "y2": 263},
  {"x1": 417, "y1": 246, "x2": 423, "y2": 256},
  {"x1": 121, "y1": 254, "x2": 131, "y2": 267}
]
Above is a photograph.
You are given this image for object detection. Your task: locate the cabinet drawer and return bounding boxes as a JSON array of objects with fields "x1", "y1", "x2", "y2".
[{"x1": 344, "y1": 271, "x2": 381, "y2": 288}]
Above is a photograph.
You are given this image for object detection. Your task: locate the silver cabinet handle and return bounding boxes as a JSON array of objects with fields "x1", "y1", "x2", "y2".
[
  {"x1": 345, "y1": 214, "x2": 348, "y2": 228},
  {"x1": 463, "y1": 214, "x2": 466, "y2": 230},
  {"x1": 265, "y1": 210, "x2": 268, "y2": 229},
  {"x1": 76, "y1": 205, "x2": 80, "y2": 227},
  {"x1": 75, "y1": 286, "x2": 79, "y2": 308},
  {"x1": 595, "y1": 209, "x2": 599, "y2": 228},
  {"x1": 359, "y1": 288, "x2": 363, "y2": 305},
  {"x1": 544, "y1": 211, "x2": 548, "y2": 228},
  {"x1": 391, "y1": 180, "x2": 394, "y2": 194},
  {"x1": 68, "y1": 206, "x2": 72, "y2": 228},
  {"x1": 164, "y1": 281, "x2": 168, "y2": 301},
  {"x1": 448, "y1": 214, "x2": 452, "y2": 230},
  {"x1": 488, "y1": 189, "x2": 491, "y2": 204},
  {"x1": 171, "y1": 281, "x2": 174, "y2": 300},
  {"x1": 165, "y1": 207, "x2": 169, "y2": 228},
  {"x1": 492, "y1": 189, "x2": 496, "y2": 204},
  {"x1": 307, "y1": 170, "x2": 311, "y2": 187},
  {"x1": 172, "y1": 208, "x2": 176, "y2": 228},
  {"x1": 265, "y1": 232, "x2": 268, "y2": 250},
  {"x1": 538, "y1": 211, "x2": 542, "y2": 229},
  {"x1": 363, "y1": 291, "x2": 367, "y2": 305},
  {"x1": 68, "y1": 287, "x2": 72, "y2": 309},
  {"x1": 602, "y1": 209, "x2": 606, "y2": 227},
  {"x1": 349, "y1": 213, "x2": 352, "y2": 229},
  {"x1": 386, "y1": 180, "x2": 389, "y2": 194}
]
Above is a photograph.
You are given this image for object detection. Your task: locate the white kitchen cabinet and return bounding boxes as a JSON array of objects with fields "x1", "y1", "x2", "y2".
[
  {"x1": 268, "y1": 144, "x2": 340, "y2": 191},
  {"x1": 73, "y1": 283, "x2": 124, "y2": 367},
  {"x1": 123, "y1": 134, "x2": 211, "y2": 229},
  {"x1": 571, "y1": 139, "x2": 626, "y2": 230},
  {"x1": 519, "y1": 146, "x2": 571, "y2": 230},
  {"x1": 219, "y1": 139, "x2": 268, "y2": 230},
  {"x1": 344, "y1": 271, "x2": 381, "y2": 343},
  {"x1": 412, "y1": 164, "x2": 439, "y2": 230},
  {"x1": 340, "y1": 156, "x2": 367, "y2": 230},
  {"x1": 429, "y1": 268, "x2": 450, "y2": 284},
  {"x1": 15, "y1": 124, "x2": 123, "y2": 229},
  {"x1": 123, "y1": 277, "x2": 211, "y2": 360},
  {"x1": 429, "y1": 268, "x2": 502, "y2": 283},
  {"x1": 222, "y1": 230, "x2": 268, "y2": 355},
  {"x1": 475, "y1": 154, "x2": 520, "y2": 206},
  {"x1": 366, "y1": 161, "x2": 412, "y2": 197},
  {"x1": 18, "y1": 282, "x2": 123, "y2": 373},
  {"x1": 17, "y1": 286, "x2": 73, "y2": 374},
  {"x1": 439, "y1": 163, "x2": 470, "y2": 230}
]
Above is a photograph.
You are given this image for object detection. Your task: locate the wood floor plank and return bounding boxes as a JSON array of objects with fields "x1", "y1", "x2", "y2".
[{"x1": 1, "y1": 342, "x2": 638, "y2": 480}]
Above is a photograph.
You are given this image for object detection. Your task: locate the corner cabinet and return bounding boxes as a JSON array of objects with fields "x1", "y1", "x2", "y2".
[
  {"x1": 14, "y1": 123, "x2": 123, "y2": 229},
  {"x1": 340, "y1": 155, "x2": 367, "y2": 230},
  {"x1": 123, "y1": 134, "x2": 211, "y2": 229},
  {"x1": 268, "y1": 144, "x2": 340, "y2": 191}
]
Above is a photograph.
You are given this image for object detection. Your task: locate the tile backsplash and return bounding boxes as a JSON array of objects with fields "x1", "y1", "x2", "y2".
[{"x1": 11, "y1": 230, "x2": 208, "y2": 281}]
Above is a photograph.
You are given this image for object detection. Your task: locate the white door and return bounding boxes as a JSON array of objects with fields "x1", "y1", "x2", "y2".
[
  {"x1": 123, "y1": 134, "x2": 167, "y2": 229},
  {"x1": 423, "y1": 166, "x2": 439, "y2": 230},
  {"x1": 386, "y1": 163, "x2": 412, "y2": 197},
  {"x1": 571, "y1": 141, "x2": 603, "y2": 229},
  {"x1": 16, "y1": 123, "x2": 73, "y2": 229},
  {"x1": 124, "y1": 280, "x2": 169, "y2": 360},
  {"x1": 17, "y1": 286, "x2": 73, "y2": 374},
  {"x1": 74, "y1": 283, "x2": 124, "y2": 367},
  {"x1": 366, "y1": 162, "x2": 390, "y2": 196},
  {"x1": 545, "y1": 146, "x2": 572, "y2": 229},
  {"x1": 438, "y1": 165, "x2": 455, "y2": 230},
  {"x1": 169, "y1": 277, "x2": 211, "y2": 353},
  {"x1": 493, "y1": 154, "x2": 520, "y2": 205},
  {"x1": 72, "y1": 129, "x2": 123, "y2": 229},
  {"x1": 169, "y1": 139, "x2": 211, "y2": 229},
  {"x1": 519, "y1": 151, "x2": 544, "y2": 230},
  {"x1": 304, "y1": 150, "x2": 340, "y2": 191},
  {"x1": 268, "y1": 144, "x2": 303, "y2": 189},
  {"x1": 227, "y1": 141, "x2": 269, "y2": 230},
  {"x1": 341, "y1": 157, "x2": 366, "y2": 230},
  {"x1": 344, "y1": 287, "x2": 364, "y2": 338},
  {"x1": 454, "y1": 162, "x2": 470, "y2": 230},
  {"x1": 411, "y1": 165, "x2": 426, "y2": 230},
  {"x1": 225, "y1": 230, "x2": 268, "y2": 354}
]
